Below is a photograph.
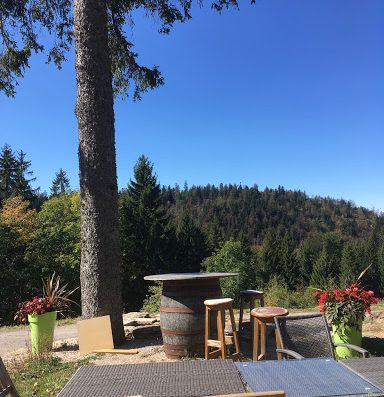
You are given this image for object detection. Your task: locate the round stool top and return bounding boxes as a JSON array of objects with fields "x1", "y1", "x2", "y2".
[
  {"x1": 204, "y1": 298, "x2": 233, "y2": 307},
  {"x1": 251, "y1": 306, "x2": 288, "y2": 319},
  {"x1": 240, "y1": 289, "x2": 263, "y2": 295}
]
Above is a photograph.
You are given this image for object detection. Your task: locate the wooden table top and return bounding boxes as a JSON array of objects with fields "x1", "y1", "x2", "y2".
[{"x1": 144, "y1": 272, "x2": 239, "y2": 281}]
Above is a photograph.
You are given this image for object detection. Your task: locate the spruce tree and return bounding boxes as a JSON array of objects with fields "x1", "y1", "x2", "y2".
[
  {"x1": 51, "y1": 169, "x2": 71, "y2": 196},
  {"x1": 0, "y1": 145, "x2": 17, "y2": 204},
  {"x1": 259, "y1": 229, "x2": 284, "y2": 285},
  {"x1": 339, "y1": 240, "x2": 366, "y2": 285},
  {"x1": 14, "y1": 150, "x2": 38, "y2": 204},
  {"x1": 120, "y1": 155, "x2": 173, "y2": 310},
  {"x1": 363, "y1": 219, "x2": 383, "y2": 293},
  {"x1": 310, "y1": 232, "x2": 344, "y2": 288},
  {"x1": 175, "y1": 213, "x2": 210, "y2": 273},
  {"x1": 280, "y1": 231, "x2": 300, "y2": 290},
  {"x1": 378, "y1": 229, "x2": 384, "y2": 295}
]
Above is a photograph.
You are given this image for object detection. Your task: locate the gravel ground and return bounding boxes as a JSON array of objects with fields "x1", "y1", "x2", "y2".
[{"x1": 1, "y1": 310, "x2": 383, "y2": 369}]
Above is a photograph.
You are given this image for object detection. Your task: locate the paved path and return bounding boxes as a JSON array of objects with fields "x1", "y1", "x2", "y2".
[{"x1": 0, "y1": 324, "x2": 77, "y2": 355}]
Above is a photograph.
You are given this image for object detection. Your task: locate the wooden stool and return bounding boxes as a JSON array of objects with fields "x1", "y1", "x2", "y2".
[
  {"x1": 238, "y1": 289, "x2": 264, "y2": 338},
  {"x1": 251, "y1": 306, "x2": 288, "y2": 361},
  {"x1": 204, "y1": 298, "x2": 240, "y2": 361}
]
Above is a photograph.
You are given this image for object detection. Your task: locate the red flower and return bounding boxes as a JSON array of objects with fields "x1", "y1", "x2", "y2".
[{"x1": 14, "y1": 295, "x2": 56, "y2": 324}]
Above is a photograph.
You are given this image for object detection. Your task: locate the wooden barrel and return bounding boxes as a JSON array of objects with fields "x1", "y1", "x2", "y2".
[{"x1": 160, "y1": 279, "x2": 222, "y2": 359}]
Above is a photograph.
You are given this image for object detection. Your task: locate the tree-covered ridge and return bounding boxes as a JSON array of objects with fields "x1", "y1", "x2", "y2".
[
  {"x1": 163, "y1": 184, "x2": 376, "y2": 246},
  {"x1": 0, "y1": 149, "x2": 383, "y2": 323}
]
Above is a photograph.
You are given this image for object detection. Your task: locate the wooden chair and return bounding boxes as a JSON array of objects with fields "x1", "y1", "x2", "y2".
[
  {"x1": 0, "y1": 357, "x2": 19, "y2": 397},
  {"x1": 274, "y1": 313, "x2": 368, "y2": 359}
]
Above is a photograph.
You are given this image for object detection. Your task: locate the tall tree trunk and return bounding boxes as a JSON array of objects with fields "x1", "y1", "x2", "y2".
[{"x1": 73, "y1": 0, "x2": 124, "y2": 343}]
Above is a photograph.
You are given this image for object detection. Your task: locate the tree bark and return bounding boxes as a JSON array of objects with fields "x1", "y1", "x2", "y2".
[{"x1": 73, "y1": 0, "x2": 124, "y2": 343}]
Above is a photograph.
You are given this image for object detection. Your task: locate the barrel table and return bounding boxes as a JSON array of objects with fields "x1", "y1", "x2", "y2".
[{"x1": 144, "y1": 272, "x2": 238, "y2": 359}]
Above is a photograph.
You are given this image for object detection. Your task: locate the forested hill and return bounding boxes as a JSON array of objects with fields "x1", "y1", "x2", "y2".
[{"x1": 162, "y1": 184, "x2": 377, "y2": 245}]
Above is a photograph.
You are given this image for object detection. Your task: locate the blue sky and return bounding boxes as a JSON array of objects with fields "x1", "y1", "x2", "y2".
[{"x1": 1, "y1": 0, "x2": 383, "y2": 210}]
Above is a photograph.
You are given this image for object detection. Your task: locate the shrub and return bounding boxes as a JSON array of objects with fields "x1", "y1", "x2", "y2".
[
  {"x1": 141, "y1": 283, "x2": 162, "y2": 313},
  {"x1": 264, "y1": 277, "x2": 317, "y2": 309}
]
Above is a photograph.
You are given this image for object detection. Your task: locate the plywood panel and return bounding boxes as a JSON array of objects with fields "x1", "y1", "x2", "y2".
[{"x1": 77, "y1": 315, "x2": 114, "y2": 355}]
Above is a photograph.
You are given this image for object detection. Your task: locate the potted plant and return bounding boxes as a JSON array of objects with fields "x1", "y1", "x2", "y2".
[
  {"x1": 313, "y1": 270, "x2": 379, "y2": 358},
  {"x1": 14, "y1": 273, "x2": 77, "y2": 354}
]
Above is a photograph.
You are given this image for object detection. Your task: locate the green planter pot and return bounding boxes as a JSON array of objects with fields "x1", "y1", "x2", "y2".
[
  {"x1": 332, "y1": 321, "x2": 362, "y2": 359},
  {"x1": 28, "y1": 311, "x2": 57, "y2": 354}
]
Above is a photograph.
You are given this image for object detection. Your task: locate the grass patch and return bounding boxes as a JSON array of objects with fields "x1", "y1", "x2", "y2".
[{"x1": 13, "y1": 356, "x2": 94, "y2": 397}]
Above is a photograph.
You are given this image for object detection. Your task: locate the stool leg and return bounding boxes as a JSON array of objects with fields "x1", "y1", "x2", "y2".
[
  {"x1": 253, "y1": 317, "x2": 259, "y2": 361},
  {"x1": 249, "y1": 297, "x2": 255, "y2": 345},
  {"x1": 238, "y1": 296, "x2": 244, "y2": 337},
  {"x1": 217, "y1": 309, "x2": 226, "y2": 359},
  {"x1": 260, "y1": 321, "x2": 267, "y2": 360},
  {"x1": 205, "y1": 307, "x2": 210, "y2": 360},
  {"x1": 229, "y1": 306, "x2": 240, "y2": 360}
]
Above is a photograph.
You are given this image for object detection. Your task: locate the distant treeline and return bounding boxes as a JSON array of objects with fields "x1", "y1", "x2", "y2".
[
  {"x1": 0, "y1": 144, "x2": 383, "y2": 324},
  {"x1": 162, "y1": 183, "x2": 376, "y2": 245}
]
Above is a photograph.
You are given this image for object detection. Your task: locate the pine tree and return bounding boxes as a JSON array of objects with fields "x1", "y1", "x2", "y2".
[
  {"x1": 120, "y1": 155, "x2": 174, "y2": 310},
  {"x1": 51, "y1": 169, "x2": 71, "y2": 196},
  {"x1": 0, "y1": 145, "x2": 17, "y2": 204}
]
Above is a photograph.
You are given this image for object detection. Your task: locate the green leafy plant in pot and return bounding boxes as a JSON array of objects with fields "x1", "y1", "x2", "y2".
[
  {"x1": 14, "y1": 273, "x2": 78, "y2": 354},
  {"x1": 313, "y1": 267, "x2": 379, "y2": 358}
]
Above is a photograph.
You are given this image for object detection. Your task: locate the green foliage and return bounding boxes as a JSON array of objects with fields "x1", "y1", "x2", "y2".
[
  {"x1": 264, "y1": 277, "x2": 317, "y2": 309},
  {"x1": 294, "y1": 233, "x2": 324, "y2": 285},
  {"x1": 263, "y1": 277, "x2": 291, "y2": 307},
  {"x1": 141, "y1": 283, "x2": 162, "y2": 313},
  {"x1": 363, "y1": 219, "x2": 383, "y2": 292},
  {"x1": 14, "y1": 356, "x2": 94, "y2": 397},
  {"x1": 0, "y1": 0, "x2": 247, "y2": 98},
  {"x1": 202, "y1": 239, "x2": 252, "y2": 303},
  {"x1": 13, "y1": 150, "x2": 38, "y2": 204},
  {"x1": 0, "y1": 144, "x2": 17, "y2": 202},
  {"x1": 50, "y1": 169, "x2": 71, "y2": 197},
  {"x1": 120, "y1": 155, "x2": 174, "y2": 310},
  {"x1": 378, "y1": 231, "x2": 384, "y2": 295},
  {"x1": 164, "y1": 184, "x2": 376, "y2": 247},
  {"x1": 339, "y1": 240, "x2": 366, "y2": 285},
  {"x1": 0, "y1": 145, "x2": 38, "y2": 205},
  {"x1": 310, "y1": 232, "x2": 344, "y2": 288},
  {"x1": 175, "y1": 213, "x2": 210, "y2": 272},
  {"x1": 27, "y1": 192, "x2": 81, "y2": 305},
  {"x1": 0, "y1": 197, "x2": 39, "y2": 324}
]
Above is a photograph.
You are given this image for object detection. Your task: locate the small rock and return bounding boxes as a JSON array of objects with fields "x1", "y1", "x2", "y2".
[
  {"x1": 123, "y1": 312, "x2": 150, "y2": 322},
  {"x1": 132, "y1": 325, "x2": 161, "y2": 339},
  {"x1": 123, "y1": 319, "x2": 138, "y2": 326},
  {"x1": 135, "y1": 318, "x2": 157, "y2": 326}
]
